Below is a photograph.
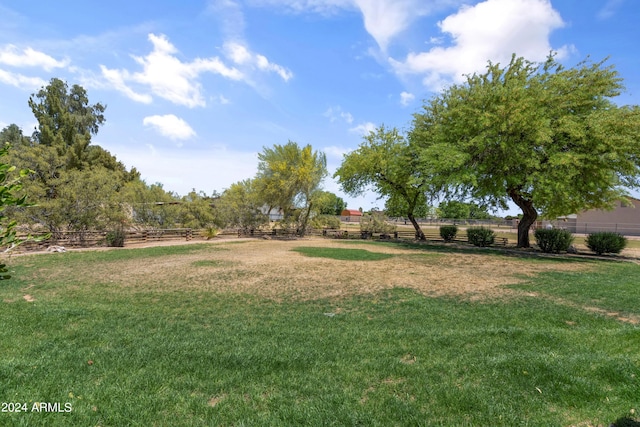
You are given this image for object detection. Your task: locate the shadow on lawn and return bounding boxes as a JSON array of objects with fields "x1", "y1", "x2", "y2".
[
  {"x1": 389, "y1": 240, "x2": 594, "y2": 264},
  {"x1": 612, "y1": 417, "x2": 640, "y2": 427}
]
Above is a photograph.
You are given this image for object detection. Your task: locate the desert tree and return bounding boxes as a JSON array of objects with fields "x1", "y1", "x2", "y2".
[{"x1": 412, "y1": 55, "x2": 640, "y2": 247}]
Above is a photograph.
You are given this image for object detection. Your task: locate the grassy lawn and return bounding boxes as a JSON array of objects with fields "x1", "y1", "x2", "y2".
[{"x1": 1, "y1": 239, "x2": 639, "y2": 426}]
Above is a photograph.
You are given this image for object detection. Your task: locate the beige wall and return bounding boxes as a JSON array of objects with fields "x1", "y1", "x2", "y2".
[{"x1": 565, "y1": 198, "x2": 640, "y2": 235}]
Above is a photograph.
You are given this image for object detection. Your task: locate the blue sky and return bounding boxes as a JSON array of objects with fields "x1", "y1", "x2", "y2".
[{"x1": 0, "y1": 0, "x2": 638, "y2": 215}]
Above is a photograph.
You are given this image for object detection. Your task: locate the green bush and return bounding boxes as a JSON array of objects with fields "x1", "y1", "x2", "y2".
[
  {"x1": 585, "y1": 232, "x2": 627, "y2": 255},
  {"x1": 534, "y1": 228, "x2": 574, "y2": 253},
  {"x1": 466, "y1": 227, "x2": 495, "y2": 247},
  {"x1": 360, "y1": 212, "x2": 396, "y2": 234},
  {"x1": 310, "y1": 215, "x2": 341, "y2": 230},
  {"x1": 439, "y1": 225, "x2": 458, "y2": 242},
  {"x1": 201, "y1": 227, "x2": 219, "y2": 240},
  {"x1": 105, "y1": 229, "x2": 125, "y2": 247}
]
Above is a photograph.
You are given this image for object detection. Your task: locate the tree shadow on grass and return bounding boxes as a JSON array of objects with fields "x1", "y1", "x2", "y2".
[
  {"x1": 389, "y1": 240, "x2": 594, "y2": 264},
  {"x1": 611, "y1": 417, "x2": 640, "y2": 427}
]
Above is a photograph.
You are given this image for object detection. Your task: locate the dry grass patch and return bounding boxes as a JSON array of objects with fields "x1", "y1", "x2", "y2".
[{"x1": 66, "y1": 238, "x2": 593, "y2": 301}]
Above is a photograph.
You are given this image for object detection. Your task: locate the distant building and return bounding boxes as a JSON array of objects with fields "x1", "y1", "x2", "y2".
[
  {"x1": 559, "y1": 197, "x2": 640, "y2": 235},
  {"x1": 340, "y1": 209, "x2": 363, "y2": 222}
]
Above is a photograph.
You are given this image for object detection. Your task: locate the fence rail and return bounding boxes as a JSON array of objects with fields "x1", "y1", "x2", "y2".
[
  {"x1": 11, "y1": 217, "x2": 639, "y2": 253},
  {"x1": 10, "y1": 228, "x2": 202, "y2": 252}
]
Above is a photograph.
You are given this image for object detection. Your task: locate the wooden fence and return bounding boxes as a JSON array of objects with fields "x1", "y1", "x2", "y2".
[
  {"x1": 11, "y1": 228, "x2": 201, "y2": 252},
  {"x1": 8, "y1": 225, "x2": 508, "y2": 253}
]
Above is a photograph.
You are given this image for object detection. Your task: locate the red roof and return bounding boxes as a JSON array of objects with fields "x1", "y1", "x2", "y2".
[{"x1": 341, "y1": 209, "x2": 362, "y2": 216}]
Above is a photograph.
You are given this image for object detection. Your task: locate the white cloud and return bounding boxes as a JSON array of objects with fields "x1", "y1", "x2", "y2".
[
  {"x1": 598, "y1": 0, "x2": 625, "y2": 20},
  {"x1": 323, "y1": 145, "x2": 352, "y2": 159},
  {"x1": 101, "y1": 34, "x2": 291, "y2": 106},
  {"x1": 207, "y1": 0, "x2": 246, "y2": 38},
  {"x1": 349, "y1": 121, "x2": 376, "y2": 136},
  {"x1": 101, "y1": 33, "x2": 244, "y2": 108},
  {"x1": 143, "y1": 114, "x2": 197, "y2": 141},
  {"x1": 390, "y1": 0, "x2": 569, "y2": 91},
  {"x1": 215, "y1": 94, "x2": 230, "y2": 104},
  {"x1": 100, "y1": 65, "x2": 153, "y2": 104},
  {"x1": 0, "y1": 45, "x2": 69, "y2": 71},
  {"x1": 250, "y1": 0, "x2": 351, "y2": 15},
  {"x1": 323, "y1": 106, "x2": 354, "y2": 124},
  {"x1": 0, "y1": 69, "x2": 47, "y2": 90},
  {"x1": 352, "y1": 0, "x2": 423, "y2": 51},
  {"x1": 253, "y1": 0, "x2": 463, "y2": 50},
  {"x1": 224, "y1": 41, "x2": 293, "y2": 81},
  {"x1": 400, "y1": 91, "x2": 415, "y2": 106}
]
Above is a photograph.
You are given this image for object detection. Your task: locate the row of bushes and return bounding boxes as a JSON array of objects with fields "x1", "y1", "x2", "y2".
[
  {"x1": 438, "y1": 225, "x2": 628, "y2": 255},
  {"x1": 439, "y1": 225, "x2": 496, "y2": 247},
  {"x1": 532, "y1": 229, "x2": 628, "y2": 255}
]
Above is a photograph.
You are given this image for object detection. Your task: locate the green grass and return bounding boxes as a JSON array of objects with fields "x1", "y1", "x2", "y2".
[
  {"x1": 292, "y1": 246, "x2": 394, "y2": 261},
  {"x1": 1, "y1": 242, "x2": 639, "y2": 426},
  {"x1": 510, "y1": 262, "x2": 640, "y2": 316}
]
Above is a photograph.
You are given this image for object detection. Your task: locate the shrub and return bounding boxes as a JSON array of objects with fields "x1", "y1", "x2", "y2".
[
  {"x1": 105, "y1": 229, "x2": 125, "y2": 247},
  {"x1": 201, "y1": 227, "x2": 219, "y2": 240},
  {"x1": 466, "y1": 226, "x2": 495, "y2": 247},
  {"x1": 360, "y1": 212, "x2": 396, "y2": 235},
  {"x1": 585, "y1": 232, "x2": 627, "y2": 255},
  {"x1": 534, "y1": 228, "x2": 574, "y2": 253},
  {"x1": 439, "y1": 225, "x2": 458, "y2": 242},
  {"x1": 310, "y1": 214, "x2": 341, "y2": 230}
]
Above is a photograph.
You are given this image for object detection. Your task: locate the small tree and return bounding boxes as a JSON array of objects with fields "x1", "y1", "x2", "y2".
[
  {"x1": 255, "y1": 141, "x2": 327, "y2": 236},
  {"x1": 335, "y1": 125, "x2": 439, "y2": 240},
  {"x1": 360, "y1": 212, "x2": 396, "y2": 237}
]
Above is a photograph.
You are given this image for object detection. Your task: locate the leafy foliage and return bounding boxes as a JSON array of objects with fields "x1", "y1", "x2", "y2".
[
  {"x1": 413, "y1": 55, "x2": 640, "y2": 248},
  {"x1": 255, "y1": 141, "x2": 327, "y2": 235},
  {"x1": 384, "y1": 192, "x2": 432, "y2": 218},
  {"x1": 105, "y1": 228, "x2": 126, "y2": 247},
  {"x1": 439, "y1": 225, "x2": 458, "y2": 242},
  {"x1": 215, "y1": 179, "x2": 268, "y2": 230},
  {"x1": 313, "y1": 190, "x2": 346, "y2": 215},
  {"x1": 534, "y1": 228, "x2": 575, "y2": 253},
  {"x1": 310, "y1": 214, "x2": 341, "y2": 230},
  {"x1": 438, "y1": 200, "x2": 491, "y2": 219},
  {"x1": 360, "y1": 212, "x2": 396, "y2": 235},
  {"x1": 5, "y1": 79, "x2": 141, "y2": 235},
  {"x1": 0, "y1": 144, "x2": 32, "y2": 278},
  {"x1": 201, "y1": 227, "x2": 219, "y2": 240},
  {"x1": 466, "y1": 227, "x2": 495, "y2": 247},
  {"x1": 585, "y1": 232, "x2": 627, "y2": 255},
  {"x1": 335, "y1": 125, "x2": 438, "y2": 240}
]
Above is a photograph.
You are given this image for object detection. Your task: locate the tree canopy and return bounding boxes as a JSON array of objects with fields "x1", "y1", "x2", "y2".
[
  {"x1": 438, "y1": 201, "x2": 492, "y2": 220},
  {"x1": 255, "y1": 141, "x2": 327, "y2": 235},
  {"x1": 313, "y1": 190, "x2": 347, "y2": 216},
  {"x1": 215, "y1": 179, "x2": 268, "y2": 230},
  {"x1": 334, "y1": 125, "x2": 438, "y2": 240},
  {"x1": 412, "y1": 55, "x2": 640, "y2": 247}
]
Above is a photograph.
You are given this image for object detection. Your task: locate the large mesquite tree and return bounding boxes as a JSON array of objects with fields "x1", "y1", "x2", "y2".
[{"x1": 412, "y1": 55, "x2": 640, "y2": 248}]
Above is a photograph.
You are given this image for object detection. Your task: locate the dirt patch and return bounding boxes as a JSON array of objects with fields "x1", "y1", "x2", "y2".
[{"x1": 72, "y1": 238, "x2": 593, "y2": 301}]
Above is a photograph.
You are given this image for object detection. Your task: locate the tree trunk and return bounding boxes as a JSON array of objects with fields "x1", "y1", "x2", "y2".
[
  {"x1": 298, "y1": 201, "x2": 313, "y2": 237},
  {"x1": 508, "y1": 189, "x2": 538, "y2": 248},
  {"x1": 407, "y1": 212, "x2": 426, "y2": 240}
]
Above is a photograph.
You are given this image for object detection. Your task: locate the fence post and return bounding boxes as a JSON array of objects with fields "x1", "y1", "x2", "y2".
[
  {"x1": 143, "y1": 230, "x2": 148, "y2": 243},
  {"x1": 186, "y1": 228, "x2": 192, "y2": 241}
]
